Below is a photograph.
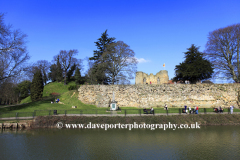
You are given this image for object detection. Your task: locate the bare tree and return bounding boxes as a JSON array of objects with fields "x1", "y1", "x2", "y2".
[
  {"x1": 101, "y1": 41, "x2": 138, "y2": 84},
  {"x1": 25, "y1": 60, "x2": 51, "y2": 84},
  {"x1": 115, "y1": 72, "x2": 130, "y2": 85},
  {"x1": 0, "y1": 14, "x2": 29, "y2": 83},
  {"x1": 35, "y1": 60, "x2": 50, "y2": 85},
  {"x1": 54, "y1": 50, "x2": 79, "y2": 85},
  {"x1": 204, "y1": 24, "x2": 240, "y2": 82}
]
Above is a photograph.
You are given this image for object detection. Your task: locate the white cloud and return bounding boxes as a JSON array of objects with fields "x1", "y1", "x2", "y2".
[{"x1": 136, "y1": 58, "x2": 150, "y2": 63}]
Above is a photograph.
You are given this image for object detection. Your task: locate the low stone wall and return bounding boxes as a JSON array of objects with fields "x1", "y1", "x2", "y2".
[
  {"x1": 78, "y1": 84, "x2": 240, "y2": 108},
  {"x1": 32, "y1": 115, "x2": 240, "y2": 127},
  {"x1": 0, "y1": 122, "x2": 29, "y2": 129}
]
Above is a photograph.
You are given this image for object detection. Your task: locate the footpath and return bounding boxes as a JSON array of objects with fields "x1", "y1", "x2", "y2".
[{"x1": 0, "y1": 112, "x2": 239, "y2": 120}]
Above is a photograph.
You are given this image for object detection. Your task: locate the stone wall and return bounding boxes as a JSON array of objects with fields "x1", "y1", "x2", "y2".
[{"x1": 78, "y1": 84, "x2": 240, "y2": 108}]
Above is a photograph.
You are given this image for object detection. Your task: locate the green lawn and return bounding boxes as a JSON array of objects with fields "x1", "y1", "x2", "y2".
[
  {"x1": 0, "y1": 92, "x2": 97, "y2": 113},
  {"x1": 20, "y1": 81, "x2": 77, "y2": 104},
  {"x1": 0, "y1": 82, "x2": 98, "y2": 113}
]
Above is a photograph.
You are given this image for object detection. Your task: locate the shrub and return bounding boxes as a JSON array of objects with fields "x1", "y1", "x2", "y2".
[{"x1": 68, "y1": 85, "x2": 77, "y2": 90}]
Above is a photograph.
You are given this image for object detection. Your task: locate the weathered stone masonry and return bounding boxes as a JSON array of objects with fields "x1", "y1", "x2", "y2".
[
  {"x1": 135, "y1": 70, "x2": 169, "y2": 84},
  {"x1": 78, "y1": 84, "x2": 240, "y2": 108}
]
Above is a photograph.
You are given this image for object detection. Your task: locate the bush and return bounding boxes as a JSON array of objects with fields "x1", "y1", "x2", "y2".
[{"x1": 68, "y1": 85, "x2": 77, "y2": 90}]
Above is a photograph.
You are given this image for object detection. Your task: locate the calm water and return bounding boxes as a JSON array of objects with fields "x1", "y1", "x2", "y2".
[{"x1": 0, "y1": 126, "x2": 240, "y2": 160}]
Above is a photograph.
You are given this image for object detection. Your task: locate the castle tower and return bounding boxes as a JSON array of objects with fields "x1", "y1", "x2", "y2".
[
  {"x1": 135, "y1": 70, "x2": 169, "y2": 84},
  {"x1": 158, "y1": 70, "x2": 169, "y2": 84},
  {"x1": 135, "y1": 71, "x2": 143, "y2": 84}
]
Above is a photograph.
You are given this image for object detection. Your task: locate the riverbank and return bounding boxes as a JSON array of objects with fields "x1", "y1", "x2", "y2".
[
  {"x1": 1, "y1": 114, "x2": 240, "y2": 129},
  {"x1": 32, "y1": 114, "x2": 240, "y2": 128}
]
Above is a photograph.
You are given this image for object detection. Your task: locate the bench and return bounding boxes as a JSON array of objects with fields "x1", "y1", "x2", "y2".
[
  {"x1": 143, "y1": 109, "x2": 154, "y2": 114},
  {"x1": 182, "y1": 108, "x2": 190, "y2": 113},
  {"x1": 213, "y1": 108, "x2": 224, "y2": 113},
  {"x1": 189, "y1": 109, "x2": 195, "y2": 114},
  {"x1": 182, "y1": 109, "x2": 195, "y2": 114},
  {"x1": 182, "y1": 109, "x2": 186, "y2": 113}
]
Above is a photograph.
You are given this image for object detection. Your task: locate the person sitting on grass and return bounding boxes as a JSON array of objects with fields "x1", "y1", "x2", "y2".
[
  {"x1": 56, "y1": 98, "x2": 60, "y2": 103},
  {"x1": 51, "y1": 101, "x2": 54, "y2": 104}
]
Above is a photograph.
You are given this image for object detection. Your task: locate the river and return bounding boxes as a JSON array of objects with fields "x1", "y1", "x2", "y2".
[{"x1": 0, "y1": 126, "x2": 239, "y2": 159}]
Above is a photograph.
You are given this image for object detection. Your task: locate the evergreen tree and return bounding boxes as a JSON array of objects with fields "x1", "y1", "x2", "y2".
[
  {"x1": 67, "y1": 63, "x2": 76, "y2": 82},
  {"x1": 173, "y1": 44, "x2": 214, "y2": 83},
  {"x1": 89, "y1": 63, "x2": 110, "y2": 84},
  {"x1": 74, "y1": 67, "x2": 81, "y2": 84},
  {"x1": 48, "y1": 64, "x2": 57, "y2": 82},
  {"x1": 30, "y1": 70, "x2": 44, "y2": 101},
  {"x1": 89, "y1": 30, "x2": 116, "y2": 61},
  {"x1": 88, "y1": 30, "x2": 116, "y2": 84}
]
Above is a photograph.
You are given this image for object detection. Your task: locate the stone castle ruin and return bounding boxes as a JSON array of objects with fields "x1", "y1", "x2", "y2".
[
  {"x1": 135, "y1": 70, "x2": 169, "y2": 84},
  {"x1": 78, "y1": 69, "x2": 240, "y2": 108}
]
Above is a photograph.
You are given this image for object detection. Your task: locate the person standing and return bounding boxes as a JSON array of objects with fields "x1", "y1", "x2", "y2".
[
  {"x1": 230, "y1": 105, "x2": 234, "y2": 114},
  {"x1": 150, "y1": 107, "x2": 154, "y2": 114},
  {"x1": 196, "y1": 106, "x2": 199, "y2": 114},
  {"x1": 189, "y1": 106, "x2": 191, "y2": 114},
  {"x1": 150, "y1": 81, "x2": 152, "y2": 85},
  {"x1": 164, "y1": 104, "x2": 168, "y2": 110},
  {"x1": 184, "y1": 105, "x2": 187, "y2": 114}
]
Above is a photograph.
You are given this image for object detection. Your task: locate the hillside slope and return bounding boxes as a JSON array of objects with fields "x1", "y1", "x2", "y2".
[{"x1": 11, "y1": 82, "x2": 97, "y2": 111}]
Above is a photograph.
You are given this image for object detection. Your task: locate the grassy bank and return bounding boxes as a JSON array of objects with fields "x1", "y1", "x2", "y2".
[
  {"x1": 0, "y1": 82, "x2": 97, "y2": 113},
  {"x1": 32, "y1": 114, "x2": 240, "y2": 128},
  {"x1": 20, "y1": 81, "x2": 76, "y2": 104}
]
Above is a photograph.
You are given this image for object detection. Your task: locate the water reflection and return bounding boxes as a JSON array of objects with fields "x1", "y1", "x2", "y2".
[{"x1": 0, "y1": 126, "x2": 240, "y2": 160}]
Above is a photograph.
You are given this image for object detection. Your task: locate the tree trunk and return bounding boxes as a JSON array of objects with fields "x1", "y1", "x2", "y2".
[{"x1": 64, "y1": 69, "x2": 67, "y2": 85}]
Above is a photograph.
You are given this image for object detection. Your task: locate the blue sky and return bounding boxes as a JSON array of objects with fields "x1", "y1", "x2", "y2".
[{"x1": 2, "y1": 0, "x2": 240, "y2": 83}]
